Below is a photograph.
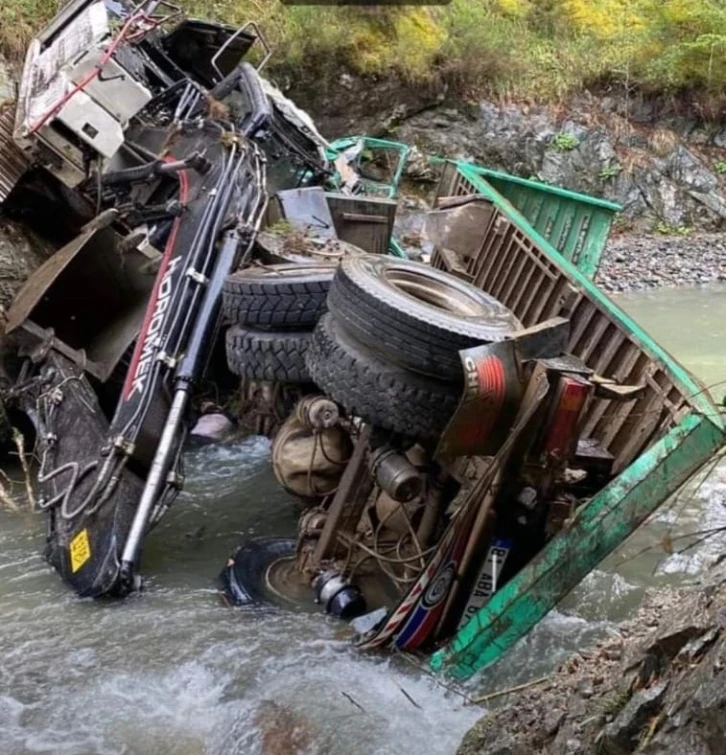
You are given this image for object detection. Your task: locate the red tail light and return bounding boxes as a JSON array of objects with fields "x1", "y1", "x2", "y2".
[{"x1": 542, "y1": 375, "x2": 592, "y2": 459}]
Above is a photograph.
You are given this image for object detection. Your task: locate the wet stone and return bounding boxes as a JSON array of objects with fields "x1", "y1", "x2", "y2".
[
  {"x1": 545, "y1": 710, "x2": 566, "y2": 737},
  {"x1": 577, "y1": 679, "x2": 594, "y2": 699},
  {"x1": 599, "y1": 681, "x2": 669, "y2": 752}
]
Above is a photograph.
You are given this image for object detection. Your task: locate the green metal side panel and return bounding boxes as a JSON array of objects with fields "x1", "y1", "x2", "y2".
[
  {"x1": 456, "y1": 162, "x2": 723, "y2": 427},
  {"x1": 471, "y1": 167, "x2": 621, "y2": 279},
  {"x1": 431, "y1": 412, "x2": 725, "y2": 680},
  {"x1": 326, "y1": 136, "x2": 410, "y2": 198}
]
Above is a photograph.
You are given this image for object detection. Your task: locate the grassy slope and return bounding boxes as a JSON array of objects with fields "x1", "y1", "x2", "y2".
[{"x1": 2, "y1": 0, "x2": 726, "y2": 105}]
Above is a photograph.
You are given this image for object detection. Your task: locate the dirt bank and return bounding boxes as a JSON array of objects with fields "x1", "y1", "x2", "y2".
[{"x1": 458, "y1": 556, "x2": 726, "y2": 755}]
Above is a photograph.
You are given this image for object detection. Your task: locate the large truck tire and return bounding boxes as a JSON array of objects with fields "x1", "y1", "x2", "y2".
[
  {"x1": 225, "y1": 326, "x2": 311, "y2": 383},
  {"x1": 327, "y1": 254, "x2": 522, "y2": 380},
  {"x1": 222, "y1": 263, "x2": 335, "y2": 330},
  {"x1": 219, "y1": 538, "x2": 297, "y2": 606},
  {"x1": 305, "y1": 314, "x2": 459, "y2": 441}
]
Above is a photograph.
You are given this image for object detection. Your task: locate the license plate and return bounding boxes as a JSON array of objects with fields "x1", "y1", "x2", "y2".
[{"x1": 457, "y1": 538, "x2": 512, "y2": 630}]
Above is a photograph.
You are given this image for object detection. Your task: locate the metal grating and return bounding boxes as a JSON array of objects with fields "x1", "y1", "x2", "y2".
[
  {"x1": 432, "y1": 166, "x2": 700, "y2": 474},
  {"x1": 0, "y1": 106, "x2": 28, "y2": 203}
]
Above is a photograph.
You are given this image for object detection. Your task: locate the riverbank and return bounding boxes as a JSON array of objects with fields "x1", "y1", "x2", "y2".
[
  {"x1": 3, "y1": 1, "x2": 726, "y2": 105},
  {"x1": 596, "y1": 232, "x2": 726, "y2": 293},
  {"x1": 458, "y1": 554, "x2": 726, "y2": 755}
]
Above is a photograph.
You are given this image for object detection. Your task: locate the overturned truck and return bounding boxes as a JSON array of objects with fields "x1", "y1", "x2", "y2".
[
  {"x1": 2, "y1": 0, "x2": 325, "y2": 595},
  {"x1": 1, "y1": 0, "x2": 724, "y2": 681},
  {"x1": 219, "y1": 169, "x2": 726, "y2": 679}
]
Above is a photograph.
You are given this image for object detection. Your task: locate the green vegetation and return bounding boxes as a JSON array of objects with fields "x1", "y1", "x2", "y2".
[
  {"x1": 715, "y1": 161, "x2": 726, "y2": 175},
  {"x1": 598, "y1": 165, "x2": 622, "y2": 181},
  {"x1": 3, "y1": 0, "x2": 726, "y2": 103},
  {"x1": 552, "y1": 132, "x2": 580, "y2": 151},
  {"x1": 655, "y1": 221, "x2": 693, "y2": 236}
]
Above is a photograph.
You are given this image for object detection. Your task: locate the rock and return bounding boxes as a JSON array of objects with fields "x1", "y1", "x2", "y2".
[
  {"x1": 391, "y1": 94, "x2": 726, "y2": 234},
  {"x1": 599, "y1": 682, "x2": 669, "y2": 753},
  {"x1": 252, "y1": 700, "x2": 318, "y2": 755},
  {"x1": 339, "y1": 73, "x2": 354, "y2": 90},
  {"x1": 0, "y1": 218, "x2": 56, "y2": 310},
  {"x1": 458, "y1": 562, "x2": 726, "y2": 755},
  {"x1": 713, "y1": 128, "x2": 726, "y2": 149},
  {"x1": 576, "y1": 679, "x2": 594, "y2": 699},
  {"x1": 545, "y1": 710, "x2": 566, "y2": 736},
  {"x1": 404, "y1": 145, "x2": 438, "y2": 183},
  {"x1": 596, "y1": 232, "x2": 726, "y2": 293}
]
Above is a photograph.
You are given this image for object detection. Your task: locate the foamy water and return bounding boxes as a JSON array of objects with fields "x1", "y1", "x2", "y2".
[
  {"x1": 0, "y1": 438, "x2": 479, "y2": 755},
  {"x1": 1, "y1": 285, "x2": 725, "y2": 751}
]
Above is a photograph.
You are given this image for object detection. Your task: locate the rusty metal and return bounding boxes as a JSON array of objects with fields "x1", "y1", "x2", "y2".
[
  {"x1": 368, "y1": 446, "x2": 422, "y2": 503},
  {"x1": 325, "y1": 194, "x2": 397, "y2": 254},
  {"x1": 6, "y1": 229, "x2": 100, "y2": 334},
  {"x1": 310, "y1": 424, "x2": 373, "y2": 568},
  {"x1": 435, "y1": 339, "x2": 523, "y2": 463},
  {"x1": 415, "y1": 467, "x2": 449, "y2": 548},
  {"x1": 6, "y1": 225, "x2": 152, "y2": 382},
  {"x1": 430, "y1": 167, "x2": 716, "y2": 476}
]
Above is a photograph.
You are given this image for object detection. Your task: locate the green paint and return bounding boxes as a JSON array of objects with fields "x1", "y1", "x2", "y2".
[
  {"x1": 470, "y1": 166, "x2": 622, "y2": 212},
  {"x1": 424, "y1": 160, "x2": 724, "y2": 681},
  {"x1": 467, "y1": 166, "x2": 620, "y2": 278},
  {"x1": 326, "y1": 136, "x2": 410, "y2": 199},
  {"x1": 432, "y1": 413, "x2": 725, "y2": 679},
  {"x1": 455, "y1": 162, "x2": 722, "y2": 427},
  {"x1": 388, "y1": 237, "x2": 408, "y2": 258},
  {"x1": 327, "y1": 139, "x2": 620, "y2": 277}
]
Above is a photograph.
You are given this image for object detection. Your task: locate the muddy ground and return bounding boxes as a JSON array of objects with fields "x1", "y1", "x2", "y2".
[{"x1": 458, "y1": 557, "x2": 726, "y2": 755}]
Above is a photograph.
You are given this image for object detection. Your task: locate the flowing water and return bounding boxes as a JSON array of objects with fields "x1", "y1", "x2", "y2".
[{"x1": 1, "y1": 285, "x2": 725, "y2": 754}]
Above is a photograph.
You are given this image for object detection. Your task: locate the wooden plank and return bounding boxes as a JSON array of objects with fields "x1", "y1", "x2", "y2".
[
  {"x1": 589, "y1": 344, "x2": 646, "y2": 440},
  {"x1": 512, "y1": 317, "x2": 570, "y2": 360},
  {"x1": 567, "y1": 300, "x2": 599, "y2": 352},
  {"x1": 490, "y1": 234, "x2": 522, "y2": 300},
  {"x1": 578, "y1": 315, "x2": 612, "y2": 364},
  {"x1": 519, "y1": 267, "x2": 547, "y2": 325},
  {"x1": 436, "y1": 248, "x2": 473, "y2": 280},
  {"x1": 611, "y1": 390, "x2": 667, "y2": 473},
  {"x1": 580, "y1": 332, "x2": 627, "y2": 436},
  {"x1": 476, "y1": 220, "x2": 512, "y2": 291},
  {"x1": 508, "y1": 250, "x2": 542, "y2": 316},
  {"x1": 526, "y1": 273, "x2": 563, "y2": 325},
  {"x1": 312, "y1": 425, "x2": 373, "y2": 564},
  {"x1": 599, "y1": 356, "x2": 653, "y2": 449},
  {"x1": 497, "y1": 237, "x2": 531, "y2": 305}
]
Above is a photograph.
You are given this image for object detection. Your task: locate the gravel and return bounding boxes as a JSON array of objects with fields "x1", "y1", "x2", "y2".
[{"x1": 596, "y1": 232, "x2": 726, "y2": 293}]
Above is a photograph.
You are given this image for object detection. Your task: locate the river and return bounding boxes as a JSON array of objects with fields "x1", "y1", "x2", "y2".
[{"x1": 0, "y1": 285, "x2": 724, "y2": 754}]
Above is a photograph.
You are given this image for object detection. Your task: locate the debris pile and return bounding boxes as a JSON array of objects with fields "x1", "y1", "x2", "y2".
[{"x1": 459, "y1": 558, "x2": 726, "y2": 755}]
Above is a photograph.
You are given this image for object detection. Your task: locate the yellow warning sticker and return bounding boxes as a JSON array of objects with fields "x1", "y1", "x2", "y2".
[{"x1": 69, "y1": 529, "x2": 91, "y2": 573}]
